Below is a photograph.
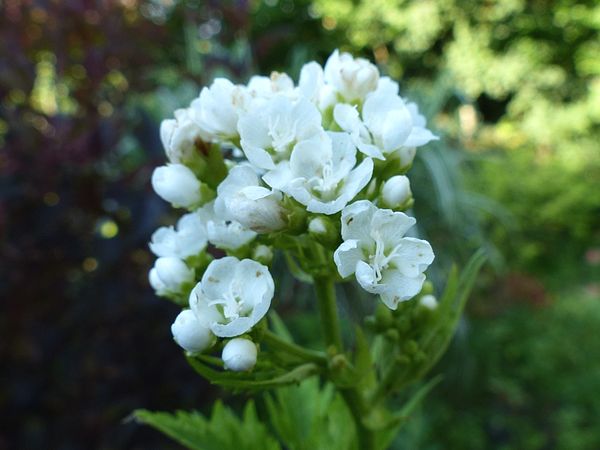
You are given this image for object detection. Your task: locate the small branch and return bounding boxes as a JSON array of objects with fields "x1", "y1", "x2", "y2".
[{"x1": 262, "y1": 330, "x2": 328, "y2": 364}]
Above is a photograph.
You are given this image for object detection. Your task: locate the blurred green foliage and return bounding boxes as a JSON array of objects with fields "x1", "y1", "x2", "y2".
[{"x1": 395, "y1": 291, "x2": 600, "y2": 450}]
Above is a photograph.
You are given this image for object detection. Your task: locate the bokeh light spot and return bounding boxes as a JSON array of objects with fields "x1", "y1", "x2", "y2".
[
  {"x1": 99, "y1": 220, "x2": 119, "y2": 239},
  {"x1": 82, "y1": 257, "x2": 99, "y2": 272}
]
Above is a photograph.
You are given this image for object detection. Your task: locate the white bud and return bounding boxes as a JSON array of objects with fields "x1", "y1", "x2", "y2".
[
  {"x1": 151, "y1": 164, "x2": 201, "y2": 209},
  {"x1": 308, "y1": 216, "x2": 339, "y2": 246},
  {"x1": 171, "y1": 309, "x2": 215, "y2": 353},
  {"x1": 215, "y1": 165, "x2": 287, "y2": 233},
  {"x1": 222, "y1": 338, "x2": 257, "y2": 371},
  {"x1": 324, "y1": 50, "x2": 379, "y2": 102},
  {"x1": 149, "y1": 257, "x2": 194, "y2": 296},
  {"x1": 381, "y1": 175, "x2": 412, "y2": 209},
  {"x1": 308, "y1": 217, "x2": 328, "y2": 235},
  {"x1": 189, "y1": 78, "x2": 247, "y2": 143},
  {"x1": 252, "y1": 244, "x2": 273, "y2": 265},
  {"x1": 419, "y1": 294, "x2": 438, "y2": 310},
  {"x1": 160, "y1": 109, "x2": 203, "y2": 164},
  {"x1": 397, "y1": 146, "x2": 417, "y2": 168}
]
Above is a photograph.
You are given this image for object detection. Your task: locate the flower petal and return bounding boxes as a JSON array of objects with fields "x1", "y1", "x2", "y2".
[
  {"x1": 235, "y1": 259, "x2": 273, "y2": 320},
  {"x1": 333, "y1": 104, "x2": 361, "y2": 132},
  {"x1": 200, "y1": 256, "x2": 239, "y2": 299},
  {"x1": 381, "y1": 107, "x2": 413, "y2": 152},
  {"x1": 372, "y1": 209, "x2": 416, "y2": 248},
  {"x1": 355, "y1": 260, "x2": 386, "y2": 294},
  {"x1": 379, "y1": 272, "x2": 426, "y2": 309},
  {"x1": 389, "y1": 237, "x2": 434, "y2": 278},
  {"x1": 333, "y1": 239, "x2": 364, "y2": 278},
  {"x1": 404, "y1": 127, "x2": 438, "y2": 147},
  {"x1": 340, "y1": 200, "x2": 377, "y2": 242}
]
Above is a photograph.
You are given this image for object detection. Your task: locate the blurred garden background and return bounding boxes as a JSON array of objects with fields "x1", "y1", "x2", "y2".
[{"x1": 1, "y1": 0, "x2": 599, "y2": 448}]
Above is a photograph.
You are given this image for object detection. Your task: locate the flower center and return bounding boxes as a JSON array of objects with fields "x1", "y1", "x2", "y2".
[
  {"x1": 208, "y1": 282, "x2": 250, "y2": 321},
  {"x1": 368, "y1": 232, "x2": 404, "y2": 282},
  {"x1": 308, "y1": 160, "x2": 339, "y2": 200},
  {"x1": 268, "y1": 115, "x2": 298, "y2": 153}
]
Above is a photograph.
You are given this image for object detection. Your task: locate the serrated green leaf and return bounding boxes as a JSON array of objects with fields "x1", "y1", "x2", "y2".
[
  {"x1": 265, "y1": 378, "x2": 356, "y2": 450},
  {"x1": 133, "y1": 409, "x2": 208, "y2": 450},
  {"x1": 134, "y1": 400, "x2": 281, "y2": 450}
]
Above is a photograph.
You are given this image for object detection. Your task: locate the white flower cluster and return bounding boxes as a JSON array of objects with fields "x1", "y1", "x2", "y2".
[{"x1": 149, "y1": 49, "x2": 437, "y2": 369}]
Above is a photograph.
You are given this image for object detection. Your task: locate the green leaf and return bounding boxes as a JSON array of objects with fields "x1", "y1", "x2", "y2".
[
  {"x1": 268, "y1": 311, "x2": 294, "y2": 343},
  {"x1": 283, "y1": 251, "x2": 313, "y2": 283},
  {"x1": 417, "y1": 248, "x2": 487, "y2": 377},
  {"x1": 353, "y1": 326, "x2": 377, "y2": 390},
  {"x1": 133, "y1": 400, "x2": 281, "y2": 450},
  {"x1": 376, "y1": 375, "x2": 444, "y2": 450},
  {"x1": 265, "y1": 378, "x2": 357, "y2": 450},
  {"x1": 187, "y1": 356, "x2": 320, "y2": 390}
]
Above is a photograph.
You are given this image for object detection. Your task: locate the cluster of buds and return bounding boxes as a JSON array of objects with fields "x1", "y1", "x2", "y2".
[{"x1": 149, "y1": 50, "x2": 438, "y2": 371}]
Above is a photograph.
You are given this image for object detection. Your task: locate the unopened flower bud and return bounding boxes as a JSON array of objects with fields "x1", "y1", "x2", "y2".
[
  {"x1": 381, "y1": 175, "x2": 412, "y2": 209},
  {"x1": 308, "y1": 216, "x2": 339, "y2": 246},
  {"x1": 171, "y1": 309, "x2": 215, "y2": 353},
  {"x1": 151, "y1": 164, "x2": 202, "y2": 209},
  {"x1": 222, "y1": 338, "x2": 257, "y2": 371},
  {"x1": 419, "y1": 294, "x2": 438, "y2": 310},
  {"x1": 324, "y1": 50, "x2": 379, "y2": 101},
  {"x1": 215, "y1": 165, "x2": 288, "y2": 233},
  {"x1": 252, "y1": 245, "x2": 273, "y2": 265},
  {"x1": 149, "y1": 257, "x2": 194, "y2": 296},
  {"x1": 160, "y1": 109, "x2": 203, "y2": 165}
]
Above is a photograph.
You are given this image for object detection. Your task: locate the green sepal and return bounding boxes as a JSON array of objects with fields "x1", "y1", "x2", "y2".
[{"x1": 194, "y1": 141, "x2": 228, "y2": 189}]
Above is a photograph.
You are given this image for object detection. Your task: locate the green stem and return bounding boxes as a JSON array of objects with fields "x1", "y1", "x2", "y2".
[
  {"x1": 369, "y1": 360, "x2": 409, "y2": 405},
  {"x1": 340, "y1": 389, "x2": 376, "y2": 450},
  {"x1": 262, "y1": 330, "x2": 328, "y2": 364},
  {"x1": 313, "y1": 277, "x2": 343, "y2": 352},
  {"x1": 314, "y1": 277, "x2": 375, "y2": 450}
]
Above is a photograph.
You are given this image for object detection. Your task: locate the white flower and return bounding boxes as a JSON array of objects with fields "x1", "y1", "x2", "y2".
[
  {"x1": 160, "y1": 108, "x2": 202, "y2": 164},
  {"x1": 149, "y1": 256, "x2": 195, "y2": 296},
  {"x1": 324, "y1": 49, "x2": 379, "y2": 102},
  {"x1": 222, "y1": 338, "x2": 258, "y2": 371},
  {"x1": 189, "y1": 78, "x2": 248, "y2": 143},
  {"x1": 263, "y1": 132, "x2": 373, "y2": 215},
  {"x1": 197, "y1": 201, "x2": 256, "y2": 251},
  {"x1": 298, "y1": 61, "x2": 337, "y2": 111},
  {"x1": 334, "y1": 90, "x2": 438, "y2": 160},
  {"x1": 333, "y1": 200, "x2": 434, "y2": 309},
  {"x1": 189, "y1": 257, "x2": 274, "y2": 338},
  {"x1": 151, "y1": 164, "x2": 201, "y2": 209},
  {"x1": 149, "y1": 211, "x2": 208, "y2": 259},
  {"x1": 171, "y1": 309, "x2": 215, "y2": 353},
  {"x1": 380, "y1": 175, "x2": 412, "y2": 209},
  {"x1": 215, "y1": 165, "x2": 288, "y2": 233},
  {"x1": 238, "y1": 95, "x2": 323, "y2": 170},
  {"x1": 247, "y1": 72, "x2": 295, "y2": 102}
]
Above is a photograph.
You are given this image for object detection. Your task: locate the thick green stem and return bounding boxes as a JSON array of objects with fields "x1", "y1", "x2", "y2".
[
  {"x1": 262, "y1": 330, "x2": 328, "y2": 364},
  {"x1": 314, "y1": 277, "x2": 343, "y2": 352},
  {"x1": 340, "y1": 389, "x2": 376, "y2": 450},
  {"x1": 314, "y1": 277, "x2": 375, "y2": 450}
]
